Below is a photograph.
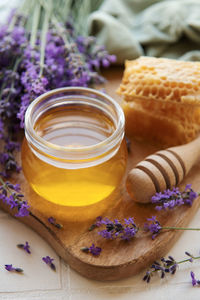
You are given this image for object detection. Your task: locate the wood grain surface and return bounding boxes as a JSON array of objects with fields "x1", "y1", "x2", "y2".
[{"x1": 1, "y1": 67, "x2": 200, "y2": 281}]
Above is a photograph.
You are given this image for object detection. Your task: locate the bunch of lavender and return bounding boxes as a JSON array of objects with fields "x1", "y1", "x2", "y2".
[
  {"x1": 0, "y1": 177, "x2": 29, "y2": 217},
  {"x1": 151, "y1": 184, "x2": 198, "y2": 210},
  {"x1": 91, "y1": 216, "x2": 139, "y2": 241},
  {"x1": 143, "y1": 251, "x2": 200, "y2": 283},
  {"x1": 0, "y1": 0, "x2": 116, "y2": 178}
]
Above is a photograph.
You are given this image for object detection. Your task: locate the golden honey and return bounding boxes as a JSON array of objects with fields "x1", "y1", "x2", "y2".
[{"x1": 22, "y1": 87, "x2": 127, "y2": 207}]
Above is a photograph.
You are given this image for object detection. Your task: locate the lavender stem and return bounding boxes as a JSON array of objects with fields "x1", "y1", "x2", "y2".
[
  {"x1": 177, "y1": 255, "x2": 200, "y2": 265},
  {"x1": 39, "y1": 4, "x2": 50, "y2": 76},
  {"x1": 30, "y1": 2, "x2": 41, "y2": 48},
  {"x1": 162, "y1": 227, "x2": 200, "y2": 231}
]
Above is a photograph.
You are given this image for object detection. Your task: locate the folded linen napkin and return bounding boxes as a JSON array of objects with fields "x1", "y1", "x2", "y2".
[{"x1": 88, "y1": 0, "x2": 200, "y2": 63}]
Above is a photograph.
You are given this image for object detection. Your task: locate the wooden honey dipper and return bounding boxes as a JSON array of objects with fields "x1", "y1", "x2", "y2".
[{"x1": 126, "y1": 136, "x2": 200, "y2": 203}]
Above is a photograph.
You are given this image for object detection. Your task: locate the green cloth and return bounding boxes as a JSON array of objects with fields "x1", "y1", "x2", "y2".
[{"x1": 88, "y1": 0, "x2": 200, "y2": 63}]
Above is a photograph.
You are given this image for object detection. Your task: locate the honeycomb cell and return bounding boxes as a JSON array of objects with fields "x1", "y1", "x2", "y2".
[
  {"x1": 143, "y1": 87, "x2": 150, "y2": 96},
  {"x1": 136, "y1": 86, "x2": 142, "y2": 95},
  {"x1": 151, "y1": 86, "x2": 157, "y2": 95}
]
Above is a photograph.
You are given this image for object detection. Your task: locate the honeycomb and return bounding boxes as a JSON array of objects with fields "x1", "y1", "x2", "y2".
[
  {"x1": 117, "y1": 56, "x2": 200, "y2": 146},
  {"x1": 118, "y1": 56, "x2": 200, "y2": 105}
]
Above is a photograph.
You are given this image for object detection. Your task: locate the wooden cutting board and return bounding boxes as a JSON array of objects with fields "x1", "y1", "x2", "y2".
[{"x1": 1, "y1": 67, "x2": 200, "y2": 281}]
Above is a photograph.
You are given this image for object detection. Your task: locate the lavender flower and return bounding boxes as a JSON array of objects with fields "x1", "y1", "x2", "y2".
[
  {"x1": 42, "y1": 256, "x2": 56, "y2": 271},
  {"x1": 143, "y1": 251, "x2": 200, "y2": 283},
  {"x1": 0, "y1": 139, "x2": 21, "y2": 178},
  {"x1": 81, "y1": 243, "x2": 102, "y2": 256},
  {"x1": 5, "y1": 264, "x2": 23, "y2": 273},
  {"x1": 17, "y1": 241, "x2": 31, "y2": 254},
  {"x1": 144, "y1": 216, "x2": 200, "y2": 239},
  {"x1": 144, "y1": 216, "x2": 162, "y2": 239},
  {"x1": 97, "y1": 217, "x2": 138, "y2": 241},
  {"x1": 143, "y1": 256, "x2": 177, "y2": 283},
  {"x1": 151, "y1": 185, "x2": 198, "y2": 210},
  {"x1": 191, "y1": 271, "x2": 200, "y2": 286},
  {"x1": 0, "y1": 178, "x2": 29, "y2": 217}
]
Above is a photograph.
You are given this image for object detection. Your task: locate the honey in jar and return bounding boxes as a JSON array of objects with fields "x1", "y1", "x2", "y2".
[{"x1": 22, "y1": 87, "x2": 127, "y2": 207}]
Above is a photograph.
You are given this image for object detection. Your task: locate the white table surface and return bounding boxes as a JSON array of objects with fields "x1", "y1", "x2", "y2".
[
  {"x1": 0, "y1": 206, "x2": 200, "y2": 300},
  {"x1": 1, "y1": 1, "x2": 200, "y2": 299}
]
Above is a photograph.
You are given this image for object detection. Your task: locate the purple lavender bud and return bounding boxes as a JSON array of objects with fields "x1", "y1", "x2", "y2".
[
  {"x1": 81, "y1": 247, "x2": 89, "y2": 253},
  {"x1": 48, "y1": 217, "x2": 55, "y2": 224},
  {"x1": 17, "y1": 241, "x2": 31, "y2": 254},
  {"x1": 185, "y1": 184, "x2": 192, "y2": 191},
  {"x1": 15, "y1": 203, "x2": 30, "y2": 217},
  {"x1": 42, "y1": 256, "x2": 56, "y2": 271},
  {"x1": 185, "y1": 251, "x2": 192, "y2": 257},
  {"x1": 5, "y1": 264, "x2": 15, "y2": 271},
  {"x1": 98, "y1": 229, "x2": 113, "y2": 239},
  {"x1": 5, "y1": 264, "x2": 23, "y2": 273},
  {"x1": 102, "y1": 58, "x2": 110, "y2": 67},
  {"x1": 42, "y1": 256, "x2": 54, "y2": 264},
  {"x1": 89, "y1": 243, "x2": 102, "y2": 256},
  {"x1": 108, "y1": 54, "x2": 116, "y2": 63},
  {"x1": 144, "y1": 216, "x2": 162, "y2": 239},
  {"x1": 151, "y1": 185, "x2": 198, "y2": 210},
  {"x1": 191, "y1": 271, "x2": 197, "y2": 286},
  {"x1": 95, "y1": 216, "x2": 103, "y2": 227},
  {"x1": 143, "y1": 271, "x2": 151, "y2": 283}
]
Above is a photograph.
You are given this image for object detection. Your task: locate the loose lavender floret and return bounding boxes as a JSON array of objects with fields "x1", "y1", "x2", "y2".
[
  {"x1": 17, "y1": 241, "x2": 31, "y2": 254},
  {"x1": 0, "y1": 179, "x2": 29, "y2": 217},
  {"x1": 143, "y1": 216, "x2": 162, "y2": 239},
  {"x1": 81, "y1": 243, "x2": 102, "y2": 256},
  {"x1": 97, "y1": 217, "x2": 138, "y2": 241},
  {"x1": 5, "y1": 264, "x2": 23, "y2": 273},
  {"x1": 88, "y1": 216, "x2": 102, "y2": 231},
  {"x1": 42, "y1": 256, "x2": 56, "y2": 271},
  {"x1": 191, "y1": 271, "x2": 200, "y2": 286},
  {"x1": 151, "y1": 185, "x2": 198, "y2": 210},
  {"x1": 89, "y1": 244, "x2": 102, "y2": 256},
  {"x1": 48, "y1": 216, "x2": 63, "y2": 229}
]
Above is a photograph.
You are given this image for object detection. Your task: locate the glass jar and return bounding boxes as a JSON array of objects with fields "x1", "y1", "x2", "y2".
[{"x1": 22, "y1": 87, "x2": 127, "y2": 207}]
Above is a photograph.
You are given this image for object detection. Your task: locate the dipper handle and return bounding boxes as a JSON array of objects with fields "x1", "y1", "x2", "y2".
[{"x1": 126, "y1": 136, "x2": 200, "y2": 203}]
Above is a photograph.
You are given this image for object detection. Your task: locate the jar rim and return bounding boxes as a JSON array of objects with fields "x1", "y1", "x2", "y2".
[{"x1": 24, "y1": 87, "x2": 125, "y2": 164}]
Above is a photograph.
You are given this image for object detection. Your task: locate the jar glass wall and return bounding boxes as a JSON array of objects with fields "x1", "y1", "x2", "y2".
[{"x1": 22, "y1": 87, "x2": 127, "y2": 207}]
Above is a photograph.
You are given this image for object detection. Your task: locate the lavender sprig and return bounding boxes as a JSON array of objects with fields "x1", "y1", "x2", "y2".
[
  {"x1": 144, "y1": 216, "x2": 200, "y2": 239},
  {"x1": 96, "y1": 217, "x2": 139, "y2": 241},
  {"x1": 143, "y1": 251, "x2": 200, "y2": 283},
  {"x1": 0, "y1": 177, "x2": 29, "y2": 217},
  {"x1": 151, "y1": 184, "x2": 198, "y2": 210}
]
